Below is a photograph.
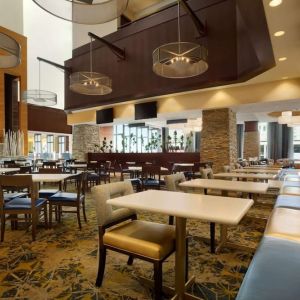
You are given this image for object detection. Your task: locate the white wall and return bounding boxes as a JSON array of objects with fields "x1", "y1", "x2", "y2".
[
  {"x1": 0, "y1": 0, "x2": 23, "y2": 34},
  {"x1": 72, "y1": 20, "x2": 118, "y2": 49},
  {"x1": 23, "y1": 0, "x2": 73, "y2": 109}
]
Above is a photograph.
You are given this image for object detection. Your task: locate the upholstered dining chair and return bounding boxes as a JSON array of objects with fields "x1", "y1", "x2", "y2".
[
  {"x1": 200, "y1": 167, "x2": 214, "y2": 179},
  {"x1": 92, "y1": 181, "x2": 180, "y2": 300},
  {"x1": 165, "y1": 173, "x2": 186, "y2": 225},
  {"x1": 48, "y1": 172, "x2": 87, "y2": 229},
  {"x1": 0, "y1": 175, "x2": 48, "y2": 241}
]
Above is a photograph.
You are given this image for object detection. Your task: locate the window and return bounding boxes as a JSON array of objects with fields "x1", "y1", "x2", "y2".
[
  {"x1": 293, "y1": 127, "x2": 300, "y2": 159},
  {"x1": 258, "y1": 122, "x2": 268, "y2": 159},
  {"x1": 113, "y1": 125, "x2": 161, "y2": 153},
  {"x1": 58, "y1": 136, "x2": 66, "y2": 153},
  {"x1": 47, "y1": 135, "x2": 54, "y2": 153},
  {"x1": 34, "y1": 134, "x2": 42, "y2": 153}
]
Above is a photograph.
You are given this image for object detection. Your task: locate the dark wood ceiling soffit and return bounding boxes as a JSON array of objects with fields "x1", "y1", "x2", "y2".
[
  {"x1": 65, "y1": 0, "x2": 275, "y2": 111},
  {"x1": 28, "y1": 105, "x2": 72, "y2": 134}
]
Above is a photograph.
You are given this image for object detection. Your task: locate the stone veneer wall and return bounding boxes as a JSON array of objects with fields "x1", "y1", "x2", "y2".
[
  {"x1": 200, "y1": 108, "x2": 237, "y2": 173},
  {"x1": 243, "y1": 131, "x2": 260, "y2": 159},
  {"x1": 72, "y1": 124, "x2": 100, "y2": 161}
]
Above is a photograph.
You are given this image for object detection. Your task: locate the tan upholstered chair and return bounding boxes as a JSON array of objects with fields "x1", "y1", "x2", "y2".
[
  {"x1": 165, "y1": 173, "x2": 186, "y2": 225},
  {"x1": 200, "y1": 167, "x2": 214, "y2": 179},
  {"x1": 223, "y1": 165, "x2": 232, "y2": 173},
  {"x1": 92, "y1": 181, "x2": 178, "y2": 300}
]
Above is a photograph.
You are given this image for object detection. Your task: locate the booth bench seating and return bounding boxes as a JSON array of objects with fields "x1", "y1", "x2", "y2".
[{"x1": 237, "y1": 185, "x2": 300, "y2": 300}]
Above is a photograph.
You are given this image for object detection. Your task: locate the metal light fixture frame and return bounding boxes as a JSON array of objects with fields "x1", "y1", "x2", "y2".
[
  {"x1": 32, "y1": 0, "x2": 129, "y2": 24},
  {"x1": 0, "y1": 32, "x2": 21, "y2": 69},
  {"x1": 23, "y1": 58, "x2": 58, "y2": 106},
  {"x1": 153, "y1": 0, "x2": 208, "y2": 79},
  {"x1": 69, "y1": 35, "x2": 113, "y2": 96}
]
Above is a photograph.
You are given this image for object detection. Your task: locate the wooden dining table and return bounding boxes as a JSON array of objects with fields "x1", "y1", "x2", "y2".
[
  {"x1": 0, "y1": 168, "x2": 20, "y2": 174},
  {"x1": 214, "y1": 172, "x2": 277, "y2": 182},
  {"x1": 108, "y1": 190, "x2": 253, "y2": 300},
  {"x1": 233, "y1": 168, "x2": 281, "y2": 174}
]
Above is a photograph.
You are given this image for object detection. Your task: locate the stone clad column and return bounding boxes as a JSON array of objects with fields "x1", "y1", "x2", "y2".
[
  {"x1": 200, "y1": 108, "x2": 237, "y2": 173},
  {"x1": 72, "y1": 124, "x2": 100, "y2": 160},
  {"x1": 243, "y1": 121, "x2": 260, "y2": 160}
]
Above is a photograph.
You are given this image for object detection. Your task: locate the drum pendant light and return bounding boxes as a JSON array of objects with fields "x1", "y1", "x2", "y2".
[
  {"x1": 23, "y1": 60, "x2": 57, "y2": 106},
  {"x1": 32, "y1": 0, "x2": 129, "y2": 24},
  {"x1": 153, "y1": 0, "x2": 208, "y2": 79},
  {"x1": 69, "y1": 37, "x2": 112, "y2": 95},
  {"x1": 0, "y1": 32, "x2": 21, "y2": 68}
]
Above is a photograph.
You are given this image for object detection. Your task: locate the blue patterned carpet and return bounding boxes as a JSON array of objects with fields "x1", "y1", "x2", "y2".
[{"x1": 0, "y1": 184, "x2": 274, "y2": 300}]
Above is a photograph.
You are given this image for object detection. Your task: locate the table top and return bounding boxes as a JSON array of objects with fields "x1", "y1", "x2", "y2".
[
  {"x1": 0, "y1": 168, "x2": 20, "y2": 174},
  {"x1": 174, "y1": 163, "x2": 194, "y2": 167},
  {"x1": 68, "y1": 164, "x2": 87, "y2": 168},
  {"x1": 16, "y1": 173, "x2": 74, "y2": 182},
  {"x1": 179, "y1": 179, "x2": 269, "y2": 194},
  {"x1": 245, "y1": 165, "x2": 282, "y2": 170},
  {"x1": 128, "y1": 166, "x2": 168, "y2": 171},
  {"x1": 108, "y1": 190, "x2": 253, "y2": 225},
  {"x1": 233, "y1": 168, "x2": 280, "y2": 174},
  {"x1": 214, "y1": 172, "x2": 277, "y2": 180}
]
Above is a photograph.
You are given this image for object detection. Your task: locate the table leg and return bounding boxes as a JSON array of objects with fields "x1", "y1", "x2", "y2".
[
  {"x1": 175, "y1": 217, "x2": 187, "y2": 300},
  {"x1": 210, "y1": 222, "x2": 215, "y2": 253}
]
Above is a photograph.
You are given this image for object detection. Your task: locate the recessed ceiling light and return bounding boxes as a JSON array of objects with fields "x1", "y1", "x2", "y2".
[
  {"x1": 278, "y1": 57, "x2": 287, "y2": 61},
  {"x1": 269, "y1": 0, "x2": 282, "y2": 7},
  {"x1": 274, "y1": 31, "x2": 285, "y2": 37}
]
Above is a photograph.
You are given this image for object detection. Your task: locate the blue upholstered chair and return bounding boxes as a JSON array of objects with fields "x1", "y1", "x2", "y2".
[
  {"x1": 0, "y1": 175, "x2": 48, "y2": 241},
  {"x1": 48, "y1": 172, "x2": 87, "y2": 229}
]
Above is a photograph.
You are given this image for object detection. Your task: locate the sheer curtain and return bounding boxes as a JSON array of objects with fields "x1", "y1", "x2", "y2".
[
  {"x1": 237, "y1": 124, "x2": 244, "y2": 159},
  {"x1": 268, "y1": 122, "x2": 293, "y2": 160}
]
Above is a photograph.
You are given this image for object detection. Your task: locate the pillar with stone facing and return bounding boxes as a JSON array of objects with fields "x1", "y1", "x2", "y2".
[
  {"x1": 243, "y1": 121, "x2": 260, "y2": 160},
  {"x1": 72, "y1": 124, "x2": 100, "y2": 161},
  {"x1": 200, "y1": 108, "x2": 237, "y2": 173}
]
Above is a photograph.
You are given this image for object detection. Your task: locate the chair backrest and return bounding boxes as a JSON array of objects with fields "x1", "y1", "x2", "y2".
[
  {"x1": 165, "y1": 173, "x2": 186, "y2": 191},
  {"x1": 0, "y1": 175, "x2": 35, "y2": 208},
  {"x1": 38, "y1": 168, "x2": 63, "y2": 174},
  {"x1": 201, "y1": 168, "x2": 214, "y2": 179},
  {"x1": 142, "y1": 165, "x2": 161, "y2": 179},
  {"x1": 223, "y1": 165, "x2": 231, "y2": 173},
  {"x1": 91, "y1": 181, "x2": 134, "y2": 226},
  {"x1": 19, "y1": 166, "x2": 32, "y2": 174},
  {"x1": 43, "y1": 161, "x2": 57, "y2": 168}
]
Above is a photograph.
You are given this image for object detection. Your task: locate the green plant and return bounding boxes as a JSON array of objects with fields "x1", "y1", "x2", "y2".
[
  {"x1": 180, "y1": 134, "x2": 184, "y2": 150},
  {"x1": 109, "y1": 140, "x2": 113, "y2": 153}
]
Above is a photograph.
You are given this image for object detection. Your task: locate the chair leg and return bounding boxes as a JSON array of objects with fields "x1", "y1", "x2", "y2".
[
  {"x1": 153, "y1": 261, "x2": 162, "y2": 300},
  {"x1": 185, "y1": 237, "x2": 189, "y2": 282},
  {"x1": 43, "y1": 205, "x2": 48, "y2": 228},
  {"x1": 77, "y1": 206, "x2": 82, "y2": 230},
  {"x1": 82, "y1": 201, "x2": 87, "y2": 223},
  {"x1": 168, "y1": 216, "x2": 174, "y2": 225},
  {"x1": 210, "y1": 222, "x2": 216, "y2": 254},
  {"x1": 96, "y1": 247, "x2": 107, "y2": 287},
  {"x1": 1, "y1": 214, "x2": 6, "y2": 242},
  {"x1": 49, "y1": 203, "x2": 53, "y2": 228},
  {"x1": 32, "y1": 213, "x2": 37, "y2": 241},
  {"x1": 127, "y1": 255, "x2": 134, "y2": 266}
]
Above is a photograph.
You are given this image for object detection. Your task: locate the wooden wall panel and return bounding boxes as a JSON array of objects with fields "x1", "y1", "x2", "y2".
[
  {"x1": 0, "y1": 26, "x2": 28, "y2": 153},
  {"x1": 28, "y1": 105, "x2": 72, "y2": 134},
  {"x1": 65, "y1": 0, "x2": 274, "y2": 111}
]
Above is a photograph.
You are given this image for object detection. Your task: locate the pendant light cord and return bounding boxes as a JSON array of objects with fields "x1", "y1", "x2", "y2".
[
  {"x1": 38, "y1": 60, "x2": 41, "y2": 96},
  {"x1": 90, "y1": 36, "x2": 93, "y2": 74},
  {"x1": 177, "y1": 0, "x2": 181, "y2": 43}
]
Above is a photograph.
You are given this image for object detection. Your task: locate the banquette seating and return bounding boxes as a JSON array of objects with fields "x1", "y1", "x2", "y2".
[{"x1": 237, "y1": 181, "x2": 300, "y2": 299}]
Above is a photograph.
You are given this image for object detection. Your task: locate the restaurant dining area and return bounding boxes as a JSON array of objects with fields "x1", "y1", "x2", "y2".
[{"x1": 0, "y1": 0, "x2": 300, "y2": 299}]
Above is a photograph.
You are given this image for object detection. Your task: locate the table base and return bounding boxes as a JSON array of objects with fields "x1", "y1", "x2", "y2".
[{"x1": 139, "y1": 275, "x2": 196, "y2": 298}]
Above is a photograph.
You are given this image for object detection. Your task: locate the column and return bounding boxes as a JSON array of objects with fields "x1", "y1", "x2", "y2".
[
  {"x1": 72, "y1": 124, "x2": 100, "y2": 160},
  {"x1": 200, "y1": 108, "x2": 237, "y2": 173},
  {"x1": 243, "y1": 121, "x2": 260, "y2": 159}
]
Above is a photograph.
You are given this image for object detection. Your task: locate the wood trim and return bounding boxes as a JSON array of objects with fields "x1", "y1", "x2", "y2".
[{"x1": 0, "y1": 26, "x2": 28, "y2": 152}]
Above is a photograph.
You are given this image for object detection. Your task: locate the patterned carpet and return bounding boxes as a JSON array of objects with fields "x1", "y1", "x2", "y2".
[{"x1": 0, "y1": 182, "x2": 275, "y2": 300}]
